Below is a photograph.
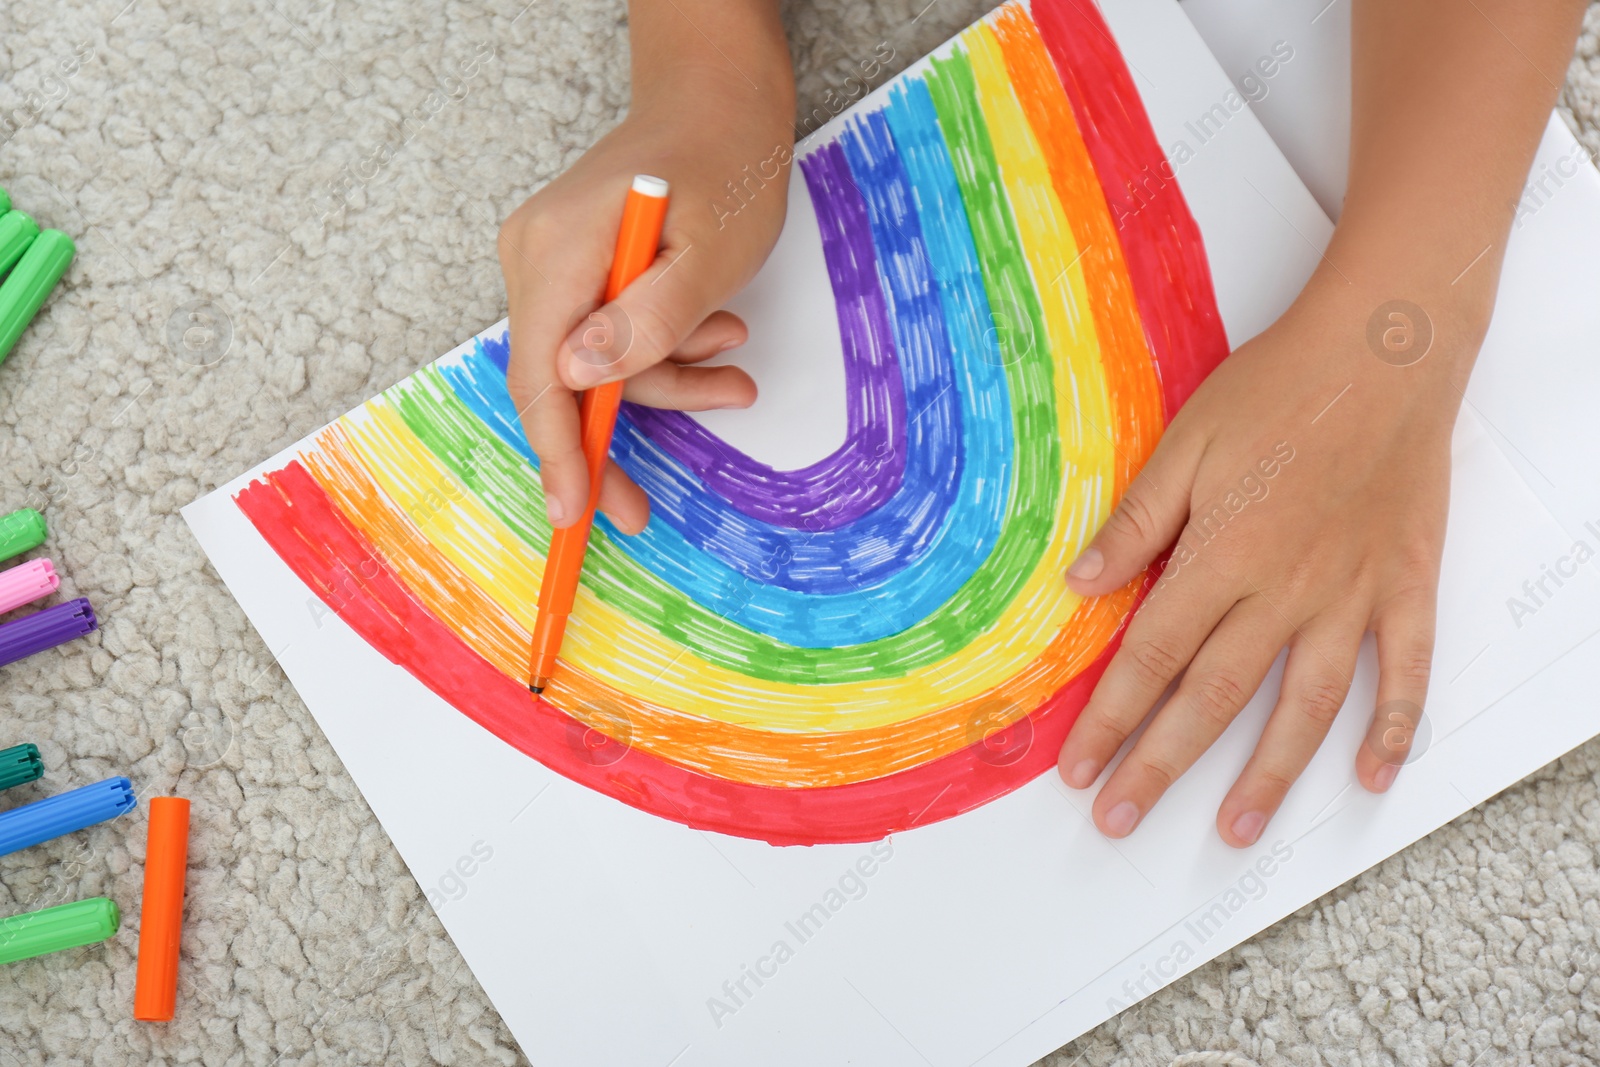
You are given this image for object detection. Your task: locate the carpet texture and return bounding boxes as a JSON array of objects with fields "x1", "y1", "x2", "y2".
[{"x1": 3, "y1": 1, "x2": 1600, "y2": 1064}]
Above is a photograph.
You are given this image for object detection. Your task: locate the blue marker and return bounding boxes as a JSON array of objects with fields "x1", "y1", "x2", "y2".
[{"x1": 0, "y1": 777, "x2": 136, "y2": 858}]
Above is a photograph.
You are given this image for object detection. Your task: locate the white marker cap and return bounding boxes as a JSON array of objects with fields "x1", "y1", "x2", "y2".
[{"x1": 632, "y1": 174, "x2": 670, "y2": 197}]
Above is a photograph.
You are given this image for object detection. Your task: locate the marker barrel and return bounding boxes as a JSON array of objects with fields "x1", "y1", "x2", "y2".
[
  {"x1": 0, "y1": 776, "x2": 135, "y2": 858},
  {"x1": 0, "y1": 743, "x2": 44, "y2": 792},
  {"x1": 134, "y1": 797, "x2": 190, "y2": 1021},
  {"x1": 529, "y1": 175, "x2": 670, "y2": 689},
  {"x1": 0, "y1": 558, "x2": 59, "y2": 614},
  {"x1": 0, "y1": 508, "x2": 47, "y2": 564},
  {"x1": 0, "y1": 596, "x2": 97, "y2": 668},
  {"x1": 0, "y1": 228, "x2": 75, "y2": 365},
  {"x1": 0, "y1": 898, "x2": 120, "y2": 966},
  {"x1": 0, "y1": 211, "x2": 40, "y2": 277}
]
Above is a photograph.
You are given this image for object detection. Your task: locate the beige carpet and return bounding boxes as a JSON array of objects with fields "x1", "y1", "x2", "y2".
[{"x1": 3, "y1": 1, "x2": 1600, "y2": 1064}]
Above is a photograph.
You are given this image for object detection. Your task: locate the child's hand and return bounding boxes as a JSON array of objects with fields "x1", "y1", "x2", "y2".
[
  {"x1": 1067, "y1": 0, "x2": 1587, "y2": 847},
  {"x1": 499, "y1": 75, "x2": 793, "y2": 534},
  {"x1": 1058, "y1": 274, "x2": 1485, "y2": 847}
]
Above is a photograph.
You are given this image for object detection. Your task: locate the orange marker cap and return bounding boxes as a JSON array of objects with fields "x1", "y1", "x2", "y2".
[{"x1": 133, "y1": 796, "x2": 191, "y2": 1021}]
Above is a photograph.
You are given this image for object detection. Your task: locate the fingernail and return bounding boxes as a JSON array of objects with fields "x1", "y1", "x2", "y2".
[
  {"x1": 1231, "y1": 810, "x2": 1266, "y2": 846},
  {"x1": 1373, "y1": 763, "x2": 1399, "y2": 792},
  {"x1": 546, "y1": 495, "x2": 567, "y2": 526},
  {"x1": 1103, "y1": 800, "x2": 1141, "y2": 837},
  {"x1": 717, "y1": 337, "x2": 742, "y2": 353},
  {"x1": 1066, "y1": 759, "x2": 1100, "y2": 789},
  {"x1": 565, "y1": 353, "x2": 606, "y2": 388},
  {"x1": 1067, "y1": 546, "x2": 1104, "y2": 582}
]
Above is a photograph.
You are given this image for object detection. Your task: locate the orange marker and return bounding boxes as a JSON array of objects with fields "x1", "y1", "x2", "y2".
[
  {"x1": 529, "y1": 174, "x2": 670, "y2": 694},
  {"x1": 133, "y1": 796, "x2": 190, "y2": 1021}
]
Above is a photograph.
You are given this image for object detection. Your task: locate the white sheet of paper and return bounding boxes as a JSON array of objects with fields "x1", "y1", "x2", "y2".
[{"x1": 183, "y1": 1, "x2": 1600, "y2": 1063}]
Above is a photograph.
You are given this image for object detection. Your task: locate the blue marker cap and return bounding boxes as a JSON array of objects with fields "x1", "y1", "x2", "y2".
[{"x1": 0, "y1": 776, "x2": 136, "y2": 858}]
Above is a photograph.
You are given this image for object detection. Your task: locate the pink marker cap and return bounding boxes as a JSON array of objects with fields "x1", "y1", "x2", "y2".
[{"x1": 0, "y1": 558, "x2": 59, "y2": 615}]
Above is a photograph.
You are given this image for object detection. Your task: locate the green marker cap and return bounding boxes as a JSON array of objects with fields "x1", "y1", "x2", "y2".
[
  {"x1": 0, "y1": 743, "x2": 43, "y2": 792},
  {"x1": 0, "y1": 228, "x2": 74, "y2": 367},
  {"x1": 0, "y1": 188, "x2": 9, "y2": 213},
  {"x1": 0, "y1": 897, "x2": 120, "y2": 966},
  {"x1": 0, "y1": 211, "x2": 40, "y2": 277},
  {"x1": 0, "y1": 507, "x2": 47, "y2": 563}
]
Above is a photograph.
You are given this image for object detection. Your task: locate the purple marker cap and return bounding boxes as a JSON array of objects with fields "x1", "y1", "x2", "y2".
[{"x1": 0, "y1": 597, "x2": 97, "y2": 669}]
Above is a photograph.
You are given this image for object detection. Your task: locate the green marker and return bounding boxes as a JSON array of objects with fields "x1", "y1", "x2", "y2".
[
  {"x1": 0, "y1": 188, "x2": 9, "y2": 213},
  {"x1": 0, "y1": 228, "x2": 74, "y2": 366},
  {"x1": 0, "y1": 211, "x2": 40, "y2": 276},
  {"x1": 0, "y1": 744, "x2": 43, "y2": 792},
  {"x1": 0, "y1": 898, "x2": 120, "y2": 966},
  {"x1": 0, "y1": 507, "x2": 47, "y2": 563}
]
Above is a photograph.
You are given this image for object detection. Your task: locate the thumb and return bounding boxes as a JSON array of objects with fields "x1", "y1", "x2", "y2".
[
  {"x1": 1065, "y1": 437, "x2": 1196, "y2": 596},
  {"x1": 559, "y1": 246, "x2": 711, "y2": 391}
]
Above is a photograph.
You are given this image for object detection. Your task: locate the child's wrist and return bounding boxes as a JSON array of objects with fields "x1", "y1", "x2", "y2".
[
  {"x1": 1320, "y1": 201, "x2": 1501, "y2": 339},
  {"x1": 627, "y1": 2, "x2": 794, "y2": 132},
  {"x1": 1283, "y1": 256, "x2": 1488, "y2": 423},
  {"x1": 629, "y1": 65, "x2": 795, "y2": 145}
]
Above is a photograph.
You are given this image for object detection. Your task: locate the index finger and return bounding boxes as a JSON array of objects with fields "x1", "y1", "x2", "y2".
[
  {"x1": 1058, "y1": 560, "x2": 1233, "y2": 789},
  {"x1": 499, "y1": 208, "x2": 613, "y2": 527}
]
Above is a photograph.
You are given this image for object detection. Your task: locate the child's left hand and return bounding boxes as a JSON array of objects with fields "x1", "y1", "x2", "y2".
[{"x1": 1056, "y1": 271, "x2": 1485, "y2": 847}]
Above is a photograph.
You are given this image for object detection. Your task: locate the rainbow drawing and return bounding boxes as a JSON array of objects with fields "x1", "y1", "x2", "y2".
[{"x1": 233, "y1": 0, "x2": 1226, "y2": 846}]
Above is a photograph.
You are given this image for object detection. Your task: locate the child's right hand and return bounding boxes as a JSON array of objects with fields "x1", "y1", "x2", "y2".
[{"x1": 498, "y1": 76, "x2": 795, "y2": 535}]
